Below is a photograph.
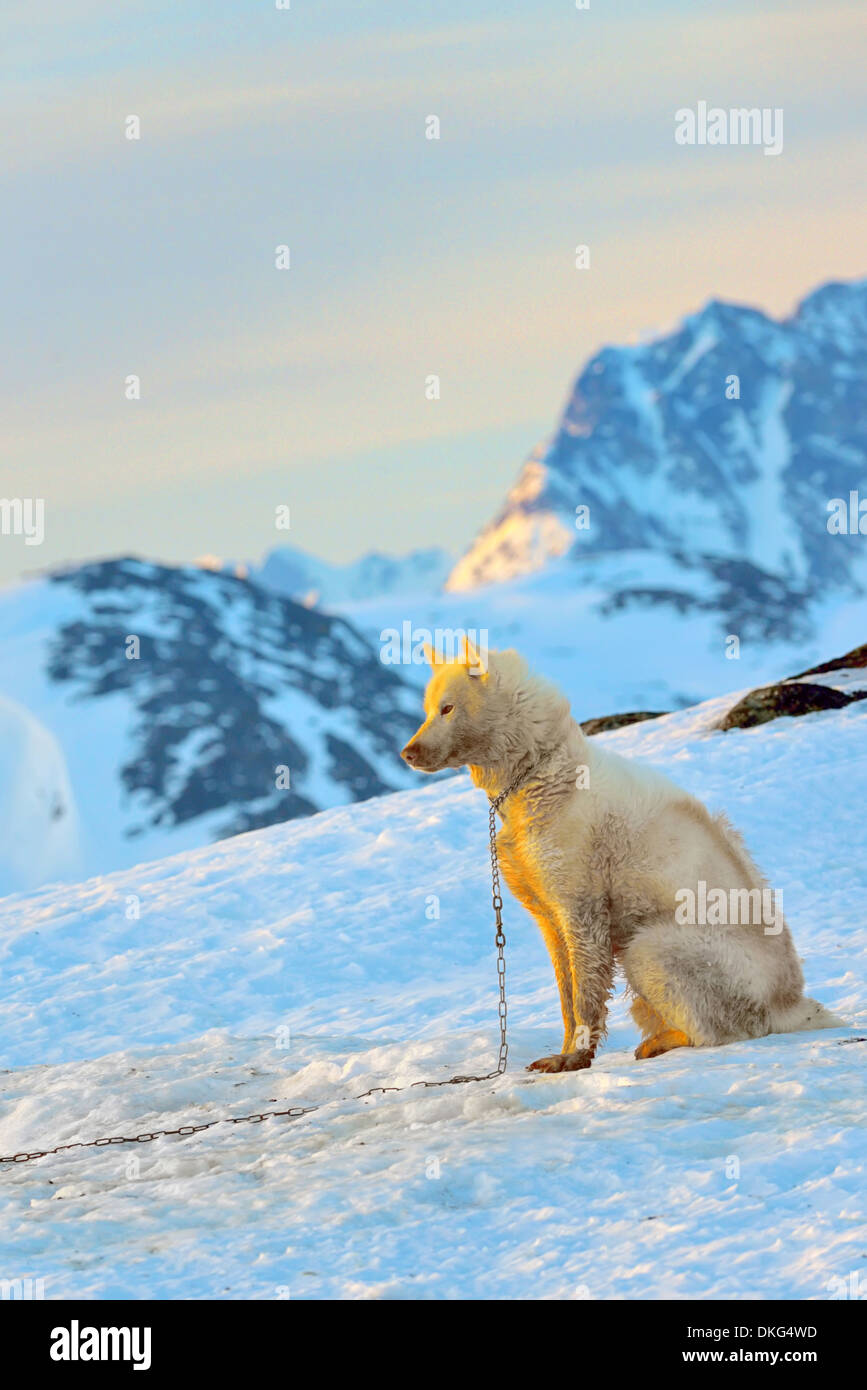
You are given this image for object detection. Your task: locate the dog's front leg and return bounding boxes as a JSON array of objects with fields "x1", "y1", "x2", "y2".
[
  {"x1": 568, "y1": 924, "x2": 614, "y2": 1065},
  {"x1": 499, "y1": 857, "x2": 578, "y2": 1068},
  {"x1": 528, "y1": 914, "x2": 613, "y2": 1073},
  {"x1": 532, "y1": 913, "x2": 575, "y2": 1055}
]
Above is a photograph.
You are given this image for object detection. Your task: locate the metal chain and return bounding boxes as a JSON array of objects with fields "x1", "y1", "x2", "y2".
[
  {"x1": 0, "y1": 1106, "x2": 321, "y2": 1165},
  {"x1": 488, "y1": 787, "x2": 510, "y2": 1077},
  {"x1": 1, "y1": 791, "x2": 519, "y2": 1168}
]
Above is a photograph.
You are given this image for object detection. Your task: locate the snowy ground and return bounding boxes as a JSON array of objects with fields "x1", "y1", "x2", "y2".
[{"x1": 0, "y1": 690, "x2": 865, "y2": 1300}]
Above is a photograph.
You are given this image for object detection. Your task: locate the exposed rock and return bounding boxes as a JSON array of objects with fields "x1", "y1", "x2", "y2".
[
  {"x1": 580, "y1": 710, "x2": 668, "y2": 736},
  {"x1": 719, "y1": 680, "x2": 864, "y2": 731},
  {"x1": 786, "y1": 643, "x2": 867, "y2": 681}
]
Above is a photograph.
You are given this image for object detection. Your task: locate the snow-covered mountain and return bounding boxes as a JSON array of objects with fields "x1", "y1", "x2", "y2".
[
  {"x1": 333, "y1": 550, "x2": 867, "y2": 727},
  {"x1": 0, "y1": 558, "x2": 420, "y2": 884},
  {"x1": 447, "y1": 278, "x2": 867, "y2": 636},
  {"x1": 1, "y1": 661, "x2": 863, "y2": 1297},
  {"x1": 250, "y1": 543, "x2": 453, "y2": 609}
]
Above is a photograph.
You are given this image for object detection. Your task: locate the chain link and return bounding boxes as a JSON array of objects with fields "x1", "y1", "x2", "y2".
[{"x1": 1, "y1": 789, "x2": 522, "y2": 1168}]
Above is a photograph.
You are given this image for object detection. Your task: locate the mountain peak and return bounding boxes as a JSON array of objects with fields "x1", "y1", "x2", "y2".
[{"x1": 446, "y1": 276, "x2": 867, "y2": 606}]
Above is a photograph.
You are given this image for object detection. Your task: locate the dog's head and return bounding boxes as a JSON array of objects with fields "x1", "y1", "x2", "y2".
[{"x1": 400, "y1": 638, "x2": 517, "y2": 773}]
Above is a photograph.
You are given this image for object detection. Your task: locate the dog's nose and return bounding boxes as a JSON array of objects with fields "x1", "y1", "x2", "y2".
[{"x1": 402, "y1": 743, "x2": 420, "y2": 765}]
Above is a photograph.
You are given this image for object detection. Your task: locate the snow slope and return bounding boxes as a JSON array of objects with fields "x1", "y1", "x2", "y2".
[
  {"x1": 0, "y1": 695, "x2": 80, "y2": 895},
  {"x1": 0, "y1": 688, "x2": 864, "y2": 1299}
]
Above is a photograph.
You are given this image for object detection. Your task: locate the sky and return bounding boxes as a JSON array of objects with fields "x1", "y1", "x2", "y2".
[{"x1": 1, "y1": 0, "x2": 865, "y2": 583}]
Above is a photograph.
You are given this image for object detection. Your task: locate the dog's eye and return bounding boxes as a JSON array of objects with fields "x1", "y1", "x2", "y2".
[{"x1": 440, "y1": 703, "x2": 454, "y2": 716}]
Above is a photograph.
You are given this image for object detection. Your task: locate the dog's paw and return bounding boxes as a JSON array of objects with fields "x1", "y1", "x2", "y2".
[
  {"x1": 527, "y1": 1053, "x2": 568, "y2": 1073},
  {"x1": 561, "y1": 1050, "x2": 593, "y2": 1072},
  {"x1": 527, "y1": 1051, "x2": 592, "y2": 1074},
  {"x1": 635, "y1": 1028, "x2": 691, "y2": 1060}
]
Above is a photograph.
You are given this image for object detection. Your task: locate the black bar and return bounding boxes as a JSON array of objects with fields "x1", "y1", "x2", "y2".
[{"x1": 7, "y1": 1298, "x2": 860, "y2": 1374}]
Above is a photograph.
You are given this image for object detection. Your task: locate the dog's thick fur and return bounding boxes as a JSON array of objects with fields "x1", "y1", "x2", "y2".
[{"x1": 401, "y1": 642, "x2": 841, "y2": 1072}]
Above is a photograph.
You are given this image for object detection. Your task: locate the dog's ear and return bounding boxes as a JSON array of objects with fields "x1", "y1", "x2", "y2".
[
  {"x1": 463, "y1": 636, "x2": 488, "y2": 678},
  {"x1": 422, "y1": 641, "x2": 444, "y2": 667}
]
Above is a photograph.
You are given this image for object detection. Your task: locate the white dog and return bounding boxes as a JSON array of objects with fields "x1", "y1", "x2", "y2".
[{"x1": 401, "y1": 642, "x2": 840, "y2": 1072}]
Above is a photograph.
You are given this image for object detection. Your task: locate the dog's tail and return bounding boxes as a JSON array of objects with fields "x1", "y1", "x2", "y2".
[{"x1": 770, "y1": 996, "x2": 845, "y2": 1034}]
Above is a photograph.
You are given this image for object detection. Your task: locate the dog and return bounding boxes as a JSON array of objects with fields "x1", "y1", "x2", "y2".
[{"x1": 401, "y1": 640, "x2": 840, "y2": 1072}]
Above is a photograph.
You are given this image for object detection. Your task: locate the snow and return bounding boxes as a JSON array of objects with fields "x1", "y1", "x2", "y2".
[
  {"x1": 737, "y1": 377, "x2": 796, "y2": 577},
  {"x1": 336, "y1": 553, "x2": 867, "y2": 719},
  {"x1": 661, "y1": 328, "x2": 718, "y2": 391},
  {"x1": 0, "y1": 694, "x2": 80, "y2": 895},
  {"x1": 252, "y1": 543, "x2": 453, "y2": 608},
  {"x1": 0, "y1": 564, "x2": 419, "y2": 885},
  {"x1": 445, "y1": 508, "x2": 574, "y2": 592},
  {"x1": 446, "y1": 278, "x2": 867, "y2": 593},
  {"x1": 0, "y1": 689, "x2": 864, "y2": 1300}
]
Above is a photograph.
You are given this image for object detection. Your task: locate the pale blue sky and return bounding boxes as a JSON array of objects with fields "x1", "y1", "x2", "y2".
[{"x1": 1, "y1": 0, "x2": 865, "y2": 581}]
